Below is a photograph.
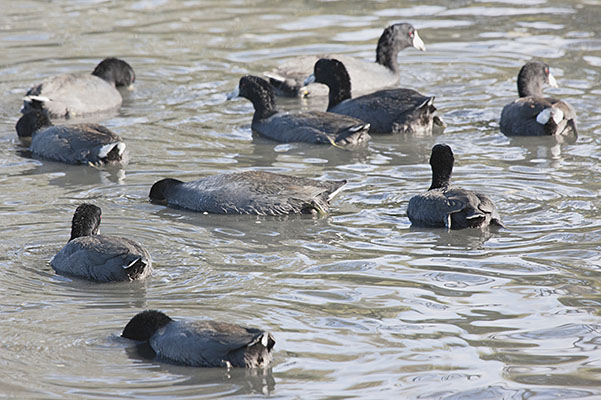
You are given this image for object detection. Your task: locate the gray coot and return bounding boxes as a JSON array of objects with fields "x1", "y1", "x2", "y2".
[
  {"x1": 305, "y1": 58, "x2": 443, "y2": 134},
  {"x1": 265, "y1": 23, "x2": 425, "y2": 97},
  {"x1": 16, "y1": 110, "x2": 127, "y2": 166},
  {"x1": 22, "y1": 57, "x2": 135, "y2": 119},
  {"x1": 51, "y1": 204, "x2": 152, "y2": 282},
  {"x1": 500, "y1": 61, "x2": 577, "y2": 138},
  {"x1": 122, "y1": 310, "x2": 275, "y2": 368},
  {"x1": 149, "y1": 171, "x2": 346, "y2": 216},
  {"x1": 407, "y1": 144, "x2": 504, "y2": 230},
  {"x1": 227, "y1": 75, "x2": 370, "y2": 148}
]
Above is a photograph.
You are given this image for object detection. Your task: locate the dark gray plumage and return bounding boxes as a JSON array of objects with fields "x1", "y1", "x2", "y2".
[
  {"x1": 306, "y1": 58, "x2": 442, "y2": 134},
  {"x1": 500, "y1": 61, "x2": 577, "y2": 139},
  {"x1": 122, "y1": 310, "x2": 275, "y2": 368},
  {"x1": 16, "y1": 110, "x2": 127, "y2": 165},
  {"x1": 264, "y1": 23, "x2": 426, "y2": 97},
  {"x1": 51, "y1": 204, "x2": 151, "y2": 282},
  {"x1": 22, "y1": 58, "x2": 135, "y2": 119},
  {"x1": 227, "y1": 75, "x2": 370, "y2": 148},
  {"x1": 407, "y1": 144, "x2": 504, "y2": 230},
  {"x1": 149, "y1": 171, "x2": 346, "y2": 216}
]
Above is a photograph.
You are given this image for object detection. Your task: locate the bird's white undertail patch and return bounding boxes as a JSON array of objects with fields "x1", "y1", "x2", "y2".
[
  {"x1": 24, "y1": 95, "x2": 50, "y2": 102},
  {"x1": 98, "y1": 142, "x2": 126, "y2": 158},
  {"x1": 536, "y1": 107, "x2": 564, "y2": 125},
  {"x1": 264, "y1": 71, "x2": 286, "y2": 82}
]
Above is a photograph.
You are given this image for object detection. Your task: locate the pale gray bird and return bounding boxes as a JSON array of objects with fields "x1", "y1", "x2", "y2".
[
  {"x1": 265, "y1": 23, "x2": 426, "y2": 97},
  {"x1": 22, "y1": 57, "x2": 135, "y2": 118}
]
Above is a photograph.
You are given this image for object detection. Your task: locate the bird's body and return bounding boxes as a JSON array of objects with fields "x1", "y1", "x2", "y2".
[
  {"x1": 122, "y1": 310, "x2": 275, "y2": 368},
  {"x1": 228, "y1": 75, "x2": 370, "y2": 148},
  {"x1": 408, "y1": 186, "x2": 503, "y2": 229},
  {"x1": 16, "y1": 110, "x2": 127, "y2": 166},
  {"x1": 22, "y1": 58, "x2": 135, "y2": 119},
  {"x1": 51, "y1": 235, "x2": 151, "y2": 282},
  {"x1": 150, "y1": 171, "x2": 346, "y2": 216},
  {"x1": 266, "y1": 54, "x2": 399, "y2": 97},
  {"x1": 50, "y1": 204, "x2": 151, "y2": 282},
  {"x1": 407, "y1": 144, "x2": 504, "y2": 230},
  {"x1": 500, "y1": 61, "x2": 577, "y2": 139},
  {"x1": 306, "y1": 58, "x2": 441, "y2": 135},
  {"x1": 329, "y1": 89, "x2": 435, "y2": 134},
  {"x1": 265, "y1": 23, "x2": 426, "y2": 97}
]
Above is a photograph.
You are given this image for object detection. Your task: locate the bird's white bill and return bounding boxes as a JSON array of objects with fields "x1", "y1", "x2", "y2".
[
  {"x1": 226, "y1": 86, "x2": 240, "y2": 100},
  {"x1": 413, "y1": 31, "x2": 426, "y2": 52},
  {"x1": 303, "y1": 73, "x2": 316, "y2": 86},
  {"x1": 547, "y1": 72, "x2": 558, "y2": 88}
]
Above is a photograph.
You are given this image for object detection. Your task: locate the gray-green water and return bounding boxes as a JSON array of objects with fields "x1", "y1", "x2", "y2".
[{"x1": 1, "y1": 0, "x2": 601, "y2": 398}]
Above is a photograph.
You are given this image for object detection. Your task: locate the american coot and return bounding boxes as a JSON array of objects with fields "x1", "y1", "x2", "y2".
[
  {"x1": 500, "y1": 61, "x2": 577, "y2": 138},
  {"x1": 265, "y1": 23, "x2": 425, "y2": 97},
  {"x1": 22, "y1": 57, "x2": 135, "y2": 119},
  {"x1": 304, "y1": 58, "x2": 442, "y2": 135},
  {"x1": 227, "y1": 75, "x2": 370, "y2": 148},
  {"x1": 122, "y1": 310, "x2": 275, "y2": 368},
  {"x1": 150, "y1": 171, "x2": 346, "y2": 215},
  {"x1": 16, "y1": 110, "x2": 127, "y2": 166},
  {"x1": 407, "y1": 144, "x2": 504, "y2": 229},
  {"x1": 51, "y1": 204, "x2": 152, "y2": 282}
]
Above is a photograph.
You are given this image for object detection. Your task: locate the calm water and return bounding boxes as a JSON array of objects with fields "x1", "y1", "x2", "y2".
[{"x1": 1, "y1": 0, "x2": 601, "y2": 398}]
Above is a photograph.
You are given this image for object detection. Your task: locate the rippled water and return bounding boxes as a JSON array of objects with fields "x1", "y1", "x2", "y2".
[{"x1": 1, "y1": 0, "x2": 601, "y2": 398}]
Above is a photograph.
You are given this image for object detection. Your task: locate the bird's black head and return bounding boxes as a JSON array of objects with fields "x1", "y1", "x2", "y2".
[
  {"x1": 15, "y1": 110, "x2": 52, "y2": 138},
  {"x1": 149, "y1": 178, "x2": 182, "y2": 203},
  {"x1": 429, "y1": 144, "x2": 455, "y2": 190},
  {"x1": 69, "y1": 203, "x2": 102, "y2": 241},
  {"x1": 122, "y1": 310, "x2": 173, "y2": 341},
  {"x1": 517, "y1": 61, "x2": 556, "y2": 98},
  {"x1": 376, "y1": 23, "x2": 425, "y2": 72},
  {"x1": 92, "y1": 57, "x2": 135, "y2": 88}
]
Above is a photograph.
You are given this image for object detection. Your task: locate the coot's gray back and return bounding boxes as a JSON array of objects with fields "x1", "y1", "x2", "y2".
[
  {"x1": 330, "y1": 89, "x2": 436, "y2": 135},
  {"x1": 407, "y1": 144, "x2": 504, "y2": 230},
  {"x1": 30, "y1": 124, "x2": 126, "y2": 165},
  {"x1": 151, "y1": 320, "x2": 274, "y2": 368},
  {"x1": 22, "y1": 58, "x2": 134, "y2": 118},
  {"x1": 252, "y1": 110, "x2": 370, "y2": 146},
  {"x1": 153, "y1": 171, "x2": 346, "y2": 215},
  {"x1": 50, "y1": 203, "x2": 151, "y2": 282},
  {"x1": 51, "y1": 235, "x2": 151, "y2": 282},
  {"x1": 408, "y1": 187, "x2": 503, "y2": 229},
  {"x1": 24, "y1": 74, "x2": 122, "y2": 118},
  {"x1": 16, "y1": 110, "x2": 127, "y2": 165}
]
